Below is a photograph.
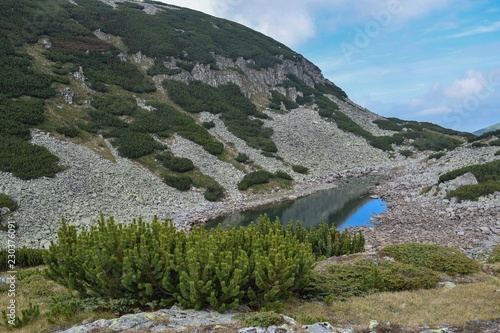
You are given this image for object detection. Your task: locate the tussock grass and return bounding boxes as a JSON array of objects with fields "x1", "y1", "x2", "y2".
[{"x1": 285, "y1": 277, "x2": 500, "y2": 329}]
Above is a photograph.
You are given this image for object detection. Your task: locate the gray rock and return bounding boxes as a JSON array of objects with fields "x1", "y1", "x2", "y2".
[{"x1": 445, "y1": 172, "x2": 478, "y2": 192}]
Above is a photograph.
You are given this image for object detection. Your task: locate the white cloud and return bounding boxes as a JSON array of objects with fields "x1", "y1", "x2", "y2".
[
  {"x1": 417, "y1": 105, "x2": 452, "y2": 116},
  {"x1": 446, "y1": 21, "x2": 500, "y2": 39},
  {"x1": 444, "y1": 70, "x2": 489, "y2": 100}
]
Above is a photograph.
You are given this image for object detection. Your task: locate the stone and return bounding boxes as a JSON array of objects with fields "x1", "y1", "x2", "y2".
[
  {"x1": 445, "y1": 172, "x2": 478, "y2": 192},
  {"x1": 303, "y1": 322, "x2": 336, "y2": 333}
]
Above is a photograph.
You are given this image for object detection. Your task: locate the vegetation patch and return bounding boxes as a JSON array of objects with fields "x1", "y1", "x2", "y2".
[
  {"x1": 238, "y1": 170, "x2": 274, "y2": 190},
  {"x1": 487, "y1": 243, "x2": 500, "y2": 264},
  {"x1": 0, "y1": 247, "x2": 46, "y2": 271},
  {"x1": 301, "y1": 256, "x2": 439, "y2": 301},
  {"x1": 156, "y1": 153, "x2": 194, "y2": 173},
  {"x1": 45, "y1": 215, "x2": 316, "y2": 312},
  {"x1": 0, "y1": 194, "x2": 19, "y2": 212},
  {"x1": 164, "y1": 80, "x2": 276, "y2": 153},
  {"x1": 399, "y1": 150, "x2": 413, "y2": 158},
  {"x1": 164, "y1": 174, "x2": 192, "y2": 191},
  {"x1": 379, "y1": 243, "x2": 480, "y2": 275},
  {"x1": 438, "y1": 160, "x2": 500, "y2": 201},
  {"x1": 268, "y1": 90, "x2": 298, "y2": 111},
  {"x1": 242, "y1": 311, "x2": 284, "y2": 328},
  {"x1": 0, "y1": 135, "x2": 64, "y2": 180},
  {"x1": 428, "y1": 152, "x2": 446, "y2": 160},
  {"x1": 292, "y1": 164, "x2": 309, "y2": 174}
]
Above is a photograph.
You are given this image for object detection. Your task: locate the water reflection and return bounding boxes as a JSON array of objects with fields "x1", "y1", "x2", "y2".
[{"x1": 206, "y1": 178, "x2": 387, "y2": 230}]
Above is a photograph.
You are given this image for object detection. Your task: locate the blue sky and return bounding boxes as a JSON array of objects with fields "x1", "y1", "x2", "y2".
[{"x1": 160, "y1": 0, "x2": 500, "y2": 132}]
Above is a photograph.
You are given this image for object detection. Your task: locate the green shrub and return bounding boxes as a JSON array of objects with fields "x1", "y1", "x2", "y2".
[
  {"x1": 287, "y1": 220, "x2": 364, "y2": 259},
  {"x1": 446, "y1": 181, "x2": 500, "y2": 201},
  {"x1": 269, "y1": 91, "x2": 298, "y2": 111},
  {"x1": 164, "y1": 174, "x2": 192, "y2": 191},
  {"x1": 292, "y1": 165, "x2": 309, "y2": 174},
  {"x1": 428, "y1": 152, "x2": 446, "y2": 160},
  {"x1": 0, "y1": 135, "x2": 64, "y2": 180},
  {"x1": 45, "y1": 215, "x2": 315, "y2": 311},
  {"x1": 236, "y1": 153, "x2": 249, "y2": 163},
  {"x1": 243, "y1": 311, "x2": 284, "y2": 328},
  {"x1": 0, "y1": 194, "x2": 18, "y2": 212},
  {"x1": 379, "y1": 243, "x2": 480, "y2": 275},
  {"x1": 202, "y1": 121, "x2": 215, "y2": 129},
  {"x1": 114, "y1": 131, "x2": 164, "y2": 158},
  {"x1": 472, "y1": 142, "x2": 488, "y2": 148},
  {"x1": 164, "y1": 80, "x2": 276, "y2": 152},
  {"x1": 56, "y1": 126, "x2": 79, "y2": 137},
  {"x1": 489, "y1": 139, "x2": 500, "y2": 146},
  {"x1": 411, "y1": 131, "x2": 462, "y2": 152},
  {"x1": 204, "y1": 184, "x2": 225, "y2": 202},
  {"x1": 0, "y1": 247, "x2": 47, "y2": 271},
  {"x1": 274, "y1": 170, "x2": 293, "y2": 180},
  {"x1": 496, "y1": 150, "x2": 500, "y2": 156},
  {"x1": 2, "y1": 302, "x2": 40, "y2": 328},
  {"x1": 487, "y1": 244, "x2": 500, "y2": 264},
  {"x1": 301, "y1": 258, "x2": 439, "y2": 301},
  {"x1": 373, "y1": 119, "x2": 403, "y2": 131},
  {"x1": 238, "y1": 170, "x2": 273, "y2": 190},
  {"x1": 91, "y1": 94, "x2": 137, "y2": 116},
  {"x1": 156, "y1": 153, "x2": 194, "y2": 173},
  {"x1": 438, "y1": 160, "x2": 500, "y2": 183},
  {"x1": 399, "y1": 150, "x2": 413, "y2": 157}
]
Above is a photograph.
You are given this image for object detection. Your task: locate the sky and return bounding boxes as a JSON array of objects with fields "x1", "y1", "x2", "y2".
[{"x1": 158, "y1": 0, "x2": 500, "y2": 133}]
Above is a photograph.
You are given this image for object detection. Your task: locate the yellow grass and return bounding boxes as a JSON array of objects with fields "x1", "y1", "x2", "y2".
[{"x1": 284, "y1": 277, "x2": 500, "y2": 330}]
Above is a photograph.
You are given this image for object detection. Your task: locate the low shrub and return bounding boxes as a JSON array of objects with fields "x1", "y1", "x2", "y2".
[
  {"x1": 0, "y1": 193, "x2": 18, "y2": 212},
  {"x1": 44, "y1": 215, "x2": 315, "y2": 312},
  {"x1": 236, "y1": 152, "x2": 249, "y2": 163},
  {"x1": 242, "y1": 311, "x2": 284, "y2": 328},
  {"x1": 204, "y1": 184, "x2": 225, "y2": 202},
  {"x1": 114, "y1": 131, "x2": 164, "y2": 158},
  {"x1": 373, "y1": 119, "x2": 403, "y2": 131},
  {"x1": 472, "y1": 142, "x2": 488, "y2": 148},
  {"x1": 0, "y1": 247, "x2": 47, "y2": 271},
  {"x1": 489, "y1": 139, "x2": 500, "y2": 146},
  {"x1": 156, "y1": 153, "x2": 194, "y2": 173},
  {"x1": 428, "y1": 152, "x2": 446, "y2": 160},
  {"x1": 446, "y1": 181, "x2": 500, "y2": 202},
  {"x1": 275, "y1": 170, "x2": 293, "y2": 180},
  {"x1": 379, "y1": 243, "x2": 480, "y2": 275},
  {"x1": 0, "y1": 135, "x2": 64, "y2": 180},
  {"x1": 487, "y1": 243, "x2": 500, "y2": 264},
  {"x1": 399, "y1": 150, "x2": 413, "y2": 157},
  {"x1": 164, "y1": 174, "x2": 192, "y2": 191},
  {"x1": 238, "y1": 170, "x2": 273, "y2": 190},
  {"x1": 301, "y1": 258, "x2": 439, "y2": 301},
  {"x1": 56, "y1": 126, "x2": 79, "y2": 137},
  {"x1": 292, "y1": 165, "x2": 309, "y2": 174},
  {"x1": 202, "y1": 121, "x2": 215, "y2": 129}
]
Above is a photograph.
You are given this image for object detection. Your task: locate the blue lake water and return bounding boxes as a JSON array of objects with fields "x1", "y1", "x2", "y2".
[{"x1": 206, "y1": 178, "x2": 387, "y2": 230}]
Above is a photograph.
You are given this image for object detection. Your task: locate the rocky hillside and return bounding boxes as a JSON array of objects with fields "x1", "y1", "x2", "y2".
[{"x1": 0, "y1": 0, "x2": 477, "y2": 247}]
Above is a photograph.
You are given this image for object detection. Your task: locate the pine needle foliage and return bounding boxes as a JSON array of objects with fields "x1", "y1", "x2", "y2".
[{"x1": 44, "y1": 215, "x2": 316, "y2": 312}]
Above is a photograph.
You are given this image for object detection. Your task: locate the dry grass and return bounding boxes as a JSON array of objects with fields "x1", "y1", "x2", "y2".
[
  {"x1": 284, "y1": 276, "x2": 500, "y2": 330},
  {"x1": 0, "y1": 268, "x2": 115, "y2": 333}
]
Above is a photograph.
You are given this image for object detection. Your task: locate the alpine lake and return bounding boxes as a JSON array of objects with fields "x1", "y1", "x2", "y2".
[{"x1": 205, "y1": 177, "x2": 387, "y2": 230}]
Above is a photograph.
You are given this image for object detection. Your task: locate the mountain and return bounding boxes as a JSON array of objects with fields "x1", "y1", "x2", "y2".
[
  {"x1": 0, "y1": 0, "x2": 474, "y2": 247},
  {"x1": 473, "y1": 122, "x2": 500, "y2": 136}
]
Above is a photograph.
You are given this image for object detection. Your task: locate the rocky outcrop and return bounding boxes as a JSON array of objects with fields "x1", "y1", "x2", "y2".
[{"x1": 361, "y1": 146, "x2": 500, "y2": 258}]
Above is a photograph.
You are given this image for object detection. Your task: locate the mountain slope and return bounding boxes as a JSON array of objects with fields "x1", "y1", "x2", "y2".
[
  {"x1": 0, "y1": 0, "x2": 475, "y2": 247},
  {"x1": 473, "y1": 122, "x2": 500, "y2": 136}
]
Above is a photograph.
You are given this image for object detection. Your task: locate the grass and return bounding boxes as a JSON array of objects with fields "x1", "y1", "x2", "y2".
[
  {"x1": 0, "y1": 267, "x2": 116, "y2": 333},
  {"x1": 284, "y1": 277, "x2": 500, "y2": 329}
]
